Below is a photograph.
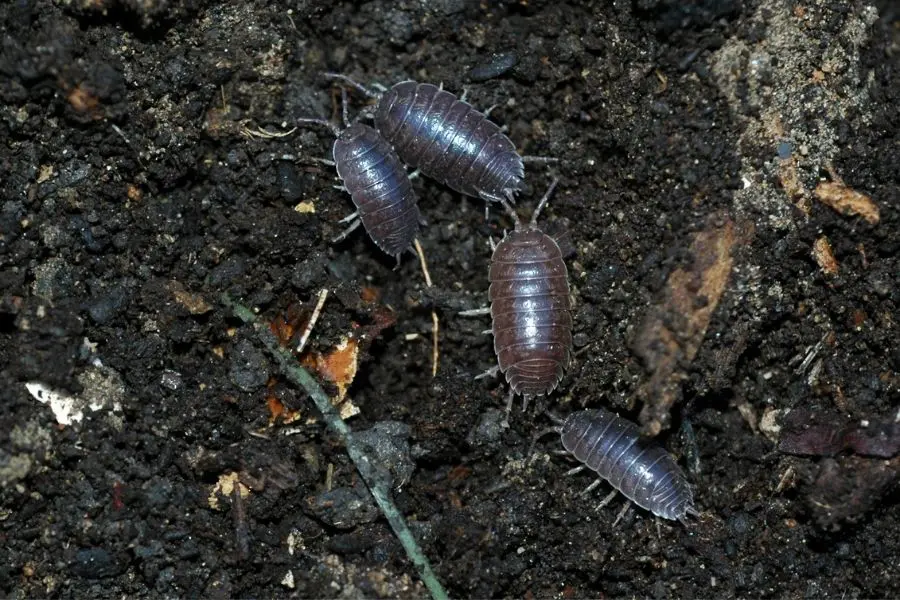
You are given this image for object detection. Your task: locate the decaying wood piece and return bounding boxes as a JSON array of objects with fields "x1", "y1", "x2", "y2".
[{"x1": 631, "y1": 214, "x2": 752, "y2": 435}]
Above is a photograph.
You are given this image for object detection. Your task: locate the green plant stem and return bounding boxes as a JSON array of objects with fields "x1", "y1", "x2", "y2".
[{"x1": 221, "y1": 293, "x2": 449, "y2": 600}]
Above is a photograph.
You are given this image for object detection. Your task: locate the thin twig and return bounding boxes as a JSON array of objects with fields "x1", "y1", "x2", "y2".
[
  {"x1": 413, "y1": 238, "x2": 439, "y2": 377},
  {"x1": 221, "y1": 294, "x2": 449, "y2": 600},
  {"x1": 297, "y1": 288, "x2": 329, "y2": 353}
]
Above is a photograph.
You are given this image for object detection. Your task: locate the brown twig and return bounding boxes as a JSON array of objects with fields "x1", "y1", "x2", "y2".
[{"x1": 413, "y1": 238, "x2": 439, "y2": 377}]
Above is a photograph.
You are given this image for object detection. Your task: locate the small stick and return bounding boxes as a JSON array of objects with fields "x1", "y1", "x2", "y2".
[
  {"x1": 221, "y1": 293, "x2": 449, "y2": 600},
  {"x1": 232, "y1": 484, "x2": 250, "y2": 560},
  {"x1": 297, "y1": 289, "x2": 329, "y2": 353},
  {"x1": 413, "y1": 238, "x2": 439, "y2": 377},
  {"x1": 325, "y1": 463, "x2": 334, "y2": 492}
]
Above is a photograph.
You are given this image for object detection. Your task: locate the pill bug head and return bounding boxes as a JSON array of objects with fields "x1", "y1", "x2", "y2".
[
  {"x1": 331, "y1": 123, "x2": 386, "y2": 184},
  {"x1": 374, "y1": 81, "x2": 419, "y2": 141},
  {"x1": 332, "y1": 123, "x2": 377, "y2": 160},
  {"x1": 559, "y1": 410, "x2": 601, "y2": 453}
]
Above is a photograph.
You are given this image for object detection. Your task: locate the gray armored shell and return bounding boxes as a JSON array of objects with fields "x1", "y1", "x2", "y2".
[
  {"x1": 489, "y1": 228, "x2": 572, "y2": 399},
  {"x1": 561, "y1": 409, "x2": 696, "y2": 521},
  {"x1": 375, "y1": 81, "x2": 524, "y2": 204},
  {"x1": 332, "y1": 123, "x2": 420, "y2": 258}
]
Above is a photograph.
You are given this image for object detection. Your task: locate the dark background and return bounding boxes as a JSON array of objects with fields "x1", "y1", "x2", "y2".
[{"x1": 1, "y1": 0, "x2": 898, "y2": 597}]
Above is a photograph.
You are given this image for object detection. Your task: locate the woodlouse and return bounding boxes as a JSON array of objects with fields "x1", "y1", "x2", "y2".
[
  {"x1": 297, "y1": 90, "x2": 421, "y2": 260},
  {"x1": 327, "y1": 73, "x2": 554, "y2": 206},
  {"x1": 462, "y1": 180, "x2": 572, "y2": 414},
  {"x1": 544, "y1": 409, "x2": 698, "y2": 523}
]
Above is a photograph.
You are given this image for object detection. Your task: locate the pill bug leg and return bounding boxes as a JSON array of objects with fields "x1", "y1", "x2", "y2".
[
  {"x1": 612, "y1": 503, "x2": 631, "y2": 526},
  {"x1": 522, "y1": 155, "x2": 560, "y2": 164},
  {"x1": 474, "y1": 365, "x2": 500, "y2": 380},
  {"x1": 529, "y1": 420, "x2": 563, "y2": 456},
  {"x1": 332, "y1": 218, "x2": 363, "y2": 244},
  {"x1": 323, "y1": 72, "x2": 382, "y2": 99},
  {"x1": 529, "y1": 178, "x2": 559, "y2": 225}
]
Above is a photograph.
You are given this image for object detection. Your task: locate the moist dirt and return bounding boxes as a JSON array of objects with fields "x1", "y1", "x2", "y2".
[{"x1": 1, "y1": 0, "x2": 898, "y2": 598}]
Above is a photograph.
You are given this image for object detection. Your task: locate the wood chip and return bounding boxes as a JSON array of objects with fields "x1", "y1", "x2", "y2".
[
  {"x1": 632, "y1": 214, "x2": 753, "y2": 434},
  {"x1": 812, "y1": 236, "x2": 839, "y2": 275},
  {"x1": 814, "y1": 181, "x2": 879, "y2": 224}
]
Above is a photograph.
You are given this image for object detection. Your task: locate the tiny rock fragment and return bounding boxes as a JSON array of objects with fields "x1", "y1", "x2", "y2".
[
  {"x1": 208, "y1": 472, "x2": 250, "y2": 510},
  {"x1": 294, "y1": 200, "x2": 315, "y2": 214},
  {"x1": 167, "y1": 280, "x2": 213, "y2": 314},
  {"x1": 814, "y1": 181, "x2": 879, "y2": 225},
  {"x1": 759, "y1": 407, "x2": 787, "y2": 443},
  {"x1": 280, "y1": 570, "x2": 295, "y2": 589},
  {"x1": 37, "y1": 165, "x2": 54, "y2": 184},
  {"x1": 338, "y1": 400, "x2": 360, "y2": 420},
  {"x1": 126, "y1": 183, "x2": 143, "y2": 203},
  {"x1": 737, "y1": 402, "x2": 758, "y2": 432},
  {"x1": 812, "y1": 236, "x2": 839, "y2": 275},
  {"x1": 25, "y1": 382, "x2": 82, "y2": 425}
]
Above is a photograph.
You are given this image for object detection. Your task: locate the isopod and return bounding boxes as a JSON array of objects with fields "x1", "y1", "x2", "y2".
[
  {"x1": 462, "y1": 179, "x2": 572, "y2": 414},
  {"x1": 297, "y1": 89, "x2": 421, "y2": 260},
  {"x1": 327, "y1": 73, "x2": 554, "y2": 205},
  {"x1": 544, "y1": 409, "x2": 698, "y2": 523}
]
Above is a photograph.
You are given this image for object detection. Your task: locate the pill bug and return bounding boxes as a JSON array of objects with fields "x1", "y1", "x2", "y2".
[
  {"x1": 296, "y1": 90, "x2": 421, "y2": 260},
  {"x1": 327, "y1": 73, "x2": 554, "y2": 206},
  {"x1": 485, "y1": 179, "x2": 572, "y2": 413},
  {"x1": 546, "y1": 409, "x2": 698, "y2": 523}
]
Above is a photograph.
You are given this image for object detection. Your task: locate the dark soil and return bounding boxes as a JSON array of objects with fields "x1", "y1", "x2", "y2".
[{"x1": 1, "y1": 0, "x2": 898, "y2": 598}]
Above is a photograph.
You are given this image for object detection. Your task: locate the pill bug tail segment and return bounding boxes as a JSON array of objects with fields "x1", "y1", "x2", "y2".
[
  {"x1": 323, "y1": 72, "x2": 382, "y2": 99},
  {"x1": 677, "y1": 505, "x2": 701, "y2": 526},
  {"x1": 530, "y1": 178, "x2": 560, "y2": 227}
]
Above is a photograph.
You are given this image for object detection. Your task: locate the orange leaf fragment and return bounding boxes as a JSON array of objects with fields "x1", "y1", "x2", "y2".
[{"x1": 314, "y1": 336, "x2": 359, "y2": 403}]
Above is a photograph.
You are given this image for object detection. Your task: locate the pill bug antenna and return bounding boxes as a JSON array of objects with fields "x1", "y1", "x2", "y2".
[
  {"x1": 324, "y1": 72, "x2": 381, "y2": 99},
  {"x1": 340, "y1": 87, "x2": 351, "y2": 128},
  {"x1": 498, "y1": 197, "x2": 521, "y2": 229},
  {"x1": 531, "y1": 177, "x2": 559, "y2": 226},
  {"x1": 296, "y1": 117, "x2": 341, "y2": 138},
  {"x1": 529, "y1": 416, "x2": 564, "y2": 456},
  {"x1": 545, "y1": 409, "x2": 566, "y2": 425}
]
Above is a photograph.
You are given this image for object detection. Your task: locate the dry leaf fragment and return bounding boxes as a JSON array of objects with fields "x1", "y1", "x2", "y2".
[
  {"x1": 315, "y1": 336, "x2": 359, "y2": 402},
  {"x1": 267, "y1": 394, "x2": 301, "y2": 426}
]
